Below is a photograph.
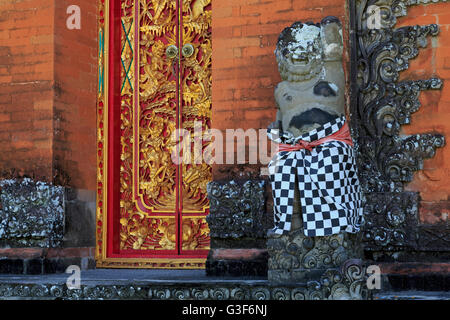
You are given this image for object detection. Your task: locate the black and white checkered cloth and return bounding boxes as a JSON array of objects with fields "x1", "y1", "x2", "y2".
[{"x1": 267, "y1": 115, "x2": 364, "y2": 237}]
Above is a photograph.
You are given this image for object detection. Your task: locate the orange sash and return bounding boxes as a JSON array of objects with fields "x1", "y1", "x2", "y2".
[{"x1": 279, "y1": 122, "x2": 353, "y2": 152}]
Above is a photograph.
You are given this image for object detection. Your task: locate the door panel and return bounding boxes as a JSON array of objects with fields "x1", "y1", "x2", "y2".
[
  {"x1": 180, "y1": 0, "x2": 212, "y2": 252},
  {"x1": 96, "y1": 0, "x2": 211, "y2": 268}
]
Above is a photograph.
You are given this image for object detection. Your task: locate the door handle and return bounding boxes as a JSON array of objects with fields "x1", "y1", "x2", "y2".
[
  {"x1": 166, "y1": 45, "x2": 178, "y2": 59},
  {"x1": 181, "y1": 43, "x2": 194, "y2": 58}
]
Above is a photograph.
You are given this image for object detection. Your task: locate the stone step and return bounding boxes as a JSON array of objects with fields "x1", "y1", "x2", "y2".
[
  {"x1": 0, "y1": 269, "x2": 331, "y2": 300},
  {"x1": 1, "y1": 269, "x2": 449, "y2": 300},
  {"x1": 0, "y1": 247, "x2": 95, "y2": 274},
  {"x1": 374, "y1": 291, "x2": 450, "y2": 300}
]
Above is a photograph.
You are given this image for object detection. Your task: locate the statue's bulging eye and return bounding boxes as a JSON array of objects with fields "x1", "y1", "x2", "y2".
[{"x1": 282, "y1": 48, "x2": 289, "y2": 57}]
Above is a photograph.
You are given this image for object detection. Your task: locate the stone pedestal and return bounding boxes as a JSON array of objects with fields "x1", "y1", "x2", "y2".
[
  {"x1": 266, "y1": 168, "x2": 366, "y2": 292},
  {"x1": 0, "y1": 178, "x2": 96, "y2": 274},
  {"x1": 0, "y1": 178, "x2": 65, "y2": 248},
  {"x1": 267, "y1": 228, "x2": 370, "y2": 299},
  {"x1": 267, "y1": 228, "x2": 363, "y2": 284},
  {"x1": 205, "y1": 179, "x2": 272, "y2": 277}
]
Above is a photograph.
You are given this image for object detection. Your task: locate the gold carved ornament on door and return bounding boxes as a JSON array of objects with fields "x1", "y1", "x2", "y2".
[{"x1": 96, "y1": 0, "x2": 212, "y2": 268}]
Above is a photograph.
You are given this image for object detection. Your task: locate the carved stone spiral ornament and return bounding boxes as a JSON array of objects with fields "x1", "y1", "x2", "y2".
[
  {"x1": 0, "y1": 276, "x2": 372, "y2": 300},
  {"x1": 350, "y1": 0, "x2": 446, "y2": 254},
  {"x1": 206, "y1": 180, "x2": 268, "y2": 239},
  {"x1": 267, "y1": 230, "x2": 363, "y2": 283}
]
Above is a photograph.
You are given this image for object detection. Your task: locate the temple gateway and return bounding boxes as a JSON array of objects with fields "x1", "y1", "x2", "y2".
[{"x1": 0, "y1": 0, "x2": 449, "y2": 300}]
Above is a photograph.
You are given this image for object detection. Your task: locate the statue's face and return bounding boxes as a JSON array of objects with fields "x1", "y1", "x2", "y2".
[{"x1": 276, "y1": 24, "x2": 323, "y2": 81}]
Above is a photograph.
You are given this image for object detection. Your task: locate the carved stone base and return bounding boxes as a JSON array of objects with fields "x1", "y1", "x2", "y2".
[
  {"x1": 267, "y1": 227, "x2": 370, "y2": 299},
  {"x1": 267, "y1": 228, "x2": 364, "y2": 284},
  {"x1": 0, "y1": 179, "x2": 65, "y2": 248},
  {"x1": 205, "y1": 180, "x2": 271, "y2": 277}
]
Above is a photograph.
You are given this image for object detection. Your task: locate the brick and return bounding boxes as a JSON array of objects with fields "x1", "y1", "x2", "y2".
[
  {"x1": 46, "y1": 247, "x2": 95, "y2": 259},
  {"x1": 12, "y1": 140, "x2": 34, "y2": 149},
  {"x1": 217, "y1": 37, "x2": 261, "y2": 49},
  {"x1": 212, "y1": 248, "x2": 267, "y2": 260},
  {"x1": 215, "y1": 56, "x2": 274, "y2": 71},
  {"x1": 33, "y1": 139, "x2": 52, "y2": 149},
  {"x1": 0, "y1": 248, "x2": 44, "y2": 259},
  {"x1": 34, "y1": 99, "x2": 53, "y2": 110},
  {"x1": 214, "y1": 87, "x2": 236, "y2": 101},
  {"x1": 236, "y1": 87, "x2": 275, "y2": 101},
  {"x1": 397, "y1": 13, "x2": 437, "y2": 27},
  {"x1": 214, "y1": 6, "x2": 232, "y2": 18},
  {"x1": 241, "y1": 22, "x2": 286, "y2": 37},
  {"x1": 241, "y1": 0, "x2": 292, "y2": 17},
  {"x1": 0, "y1": 113, "x2": 11, "y2": 122},
  {"x1": 213, "y1": 0, "x2": 259, "y2": 9},
  {"x1": 211, "y1": 110, "x2": 235, "y2": 121},
  {"x1": 244, "y1": 109, "x2": 276, "y2": 121}
]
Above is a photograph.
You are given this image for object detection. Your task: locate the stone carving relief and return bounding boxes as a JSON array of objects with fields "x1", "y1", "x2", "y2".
[
  {"x1": 351, "y1": 0, "x2": 446, "y2": 252},
  {"x1": 0, "y1": 260, "x2": 369, "y2": 300},
  {"x1": 206, "y1": 180, "x2": 268, "y2": 240},
  {"x1": 267, "y1": 229, "x2": 364, "y2": 283},
  {"x1": 363, "y1": 191, "x2": 419, "y2": 250},
  {"x1": 0, "y1": 179, "x2": 65, "y2": 248}
]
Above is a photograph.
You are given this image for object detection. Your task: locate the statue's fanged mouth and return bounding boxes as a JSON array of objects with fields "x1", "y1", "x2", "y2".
[{"x1": 291, "y1": 55, "x2": 309, "y2": 66}]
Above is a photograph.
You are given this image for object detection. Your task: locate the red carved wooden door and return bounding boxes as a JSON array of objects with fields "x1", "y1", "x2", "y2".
[{"x1": 96, "y1": 0, "x2": 211, "y2": 268}]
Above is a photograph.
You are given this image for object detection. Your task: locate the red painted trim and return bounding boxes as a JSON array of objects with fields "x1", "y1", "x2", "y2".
[
  {"x1": 107, "y1": 0, "x2": 122, "y2": 257},
  {"x1": 132, "y1": 0, "x2": 144, "y2": 217},
  {"x1": 107, "y1": 253, "x2": 207, "y2": 259},
  {"x1": 132, "y1": 0, "x2": 143, "y2": 215}
]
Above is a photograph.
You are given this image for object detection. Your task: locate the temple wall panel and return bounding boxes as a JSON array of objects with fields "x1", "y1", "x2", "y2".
[{"x1": 396, "y1": 3, "x2": 450, "y2": 224}]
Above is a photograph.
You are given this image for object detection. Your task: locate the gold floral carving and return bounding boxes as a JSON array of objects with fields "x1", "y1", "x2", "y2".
[
  {"x1": 96, "y1": 0, "x2": 107, "y2": 261},
  {"x1": 98, "y1": 0, "x2": 211, "y2": 266},
  {"x1": 181, "y1": 217, "x2": 210, "y2": 250},
  {"x1": 137, "y1": 0, "x2": 178, "y2": 212},
  {"x1": 120, "y1": 216, "x2": 177, "y2": 250},
  {"x1": 181, "y1": 0, "x2": 212, "y2": 213}
]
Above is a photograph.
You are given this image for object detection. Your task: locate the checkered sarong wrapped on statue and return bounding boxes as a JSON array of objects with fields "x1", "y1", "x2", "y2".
[{"x1": 267, "y1": 115, "x2": 364, "y2": 237}]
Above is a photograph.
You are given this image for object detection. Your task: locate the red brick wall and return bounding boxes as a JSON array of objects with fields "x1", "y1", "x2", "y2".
[
  {"x1": 0, "y1": 0, "x2": 55, "y2": 180},
  {"x1": 0, "y1": 0, "x2": 97, "y2": 190},
  {"x1": 211, "y1": 0, "x2": 349, "y2": 179},
  {"x1": 397, "y1": 3, "x2": 450, "y2": 224},
  {"x1": 53, "y1": 0, "x2": 97, "y2": 190}
]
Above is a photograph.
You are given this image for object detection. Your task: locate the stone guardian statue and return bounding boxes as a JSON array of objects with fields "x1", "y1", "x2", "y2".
[
  {"x1": 267, "y1": 17, "x2": 364, "y2": 238},
  {"x1": 264, "y1": 17, "x2": 371, "y2": 300}
]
